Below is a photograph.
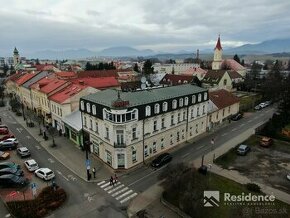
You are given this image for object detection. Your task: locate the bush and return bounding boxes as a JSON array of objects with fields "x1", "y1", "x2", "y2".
[{"x1": 246, "y1": 183, "x2": 261, "y2": 193}]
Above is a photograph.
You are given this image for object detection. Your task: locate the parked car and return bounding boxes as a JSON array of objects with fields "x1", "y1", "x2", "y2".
[
  {"x1": 231, "y1": 113, "x2": 243, "y2": 121},
  {"x1": 237, "y1": 144, "x2": 251, "y2": 155},
  {"x1": 0, "y1": 128, "x2": 9, "y2": 135},
  {"x1": 254, "y1": 104, "x2": 262, "y2": 110},
  {"x1": 151, "y1": 153, "x2": 172, "y2": 168},
  {"x1": 287, "y1": 173, "x2": 290, "y2": 181},
  {"x1": 24, "y1": 159, "x2": 39, "y2": 172},
  {"x1": 35, "y1": 168, "x2": 55, "y2": 181},
  {"x1": 0, "y1": 138, "x2": 18, "y2": 150},
  {"x1": 0, "y1": 168, "x2": 24, "y2": 177},
  {"x1": 260, "y1": 137, "x2": 273, "y2": 147},
  {"x1": 0, "y1": 134, "x2": 15, "y2": 142},
  {"x1": 0, "y1": 151, "x2": 10, "y2": 160},
  {"x1": 17, "y1": 147, "x2": 31, "y2": 158},
  {"x1": 0, "y1": 174, "x2": 28, "y2": 187},
  {"x1": 0, "y1": 162, "x2": 20, "y2": 170},
  {"x1": 264, "y1": 100, "x2": 272, "y2": 107}
]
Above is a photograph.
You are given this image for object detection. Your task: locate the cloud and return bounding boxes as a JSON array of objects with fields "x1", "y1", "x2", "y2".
[{"x1": 0, "y1": 0, "x2": 290, "y2": 55}]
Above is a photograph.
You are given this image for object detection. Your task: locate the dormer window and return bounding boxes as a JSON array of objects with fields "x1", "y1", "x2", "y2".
[
  {"x1": 179, "y1": 98, "x2": 184, "y2": 107},
  {"x1": 86, "y1": 103, "x2": 91, "y2": 113},
  {"x1": 204, "y1": 92, "x2": 208, "y2": 101},
  {"x1": 172, "y1": 100, "x2": 177, "y2": 109},
  {"x1": 145, "y1": 106, "x2": 151, "y2": 117},
  {"x1": 192, "y1": 95, "x2": 196, "y2": 104},
  {"x1": 92, "y1": 105, "x2": 96, "y2": 115},
  {"x1": 198, "y1": 94, "x2": 202, "y2": 102},
  {"x1": 162, "y1": 102, "x2": 168, "y2": 112},
  {"x1": 80, "y1": 101, "x2": 84, "y2": 110},
  {"x1": 185, "y1": 97, "x2": 188, "y2": 106},
  {"x1": 154, "y1": 104, "x2": 160, "y2": 114}
]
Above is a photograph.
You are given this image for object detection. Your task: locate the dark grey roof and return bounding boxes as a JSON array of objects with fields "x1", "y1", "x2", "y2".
[
  {"x1": 22, "y1": 71, "x2": 51, "y2": 89},
  {"x1": 82, "y1": 84, "x2": 207, "y2": 107}
]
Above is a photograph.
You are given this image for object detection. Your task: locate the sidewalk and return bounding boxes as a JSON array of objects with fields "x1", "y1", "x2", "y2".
[{"x1": 10, "y1": 110, "x2": 114, "y2": 182}]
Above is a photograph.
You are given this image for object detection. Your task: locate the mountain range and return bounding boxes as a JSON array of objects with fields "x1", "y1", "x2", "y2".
[{"x1": 28, "y1": 38, "x2": 290, "y2": 59}]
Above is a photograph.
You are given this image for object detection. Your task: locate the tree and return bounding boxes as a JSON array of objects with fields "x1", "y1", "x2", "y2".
[
  {"x1": 233, "y1": 54, "x2": 240, "y2": 64},
  {"x1": 3, "y1": 64, "x2": 9, "y2": 75},
  {"x1": 184, "y1": 58, "x2": 194, "y2": 63},
  {"x1": 0, "y1": 86, "x2": 5, "y2": 106},
  {"x1": 142, "y1": 59, "x2": 154, "y2": 75},
  {"x1": 241, "y1": 59, "x2": 245, "y2": 66},
  {"x1": 165, "y1": 59, "x2": 176, "y2": 64},
  {"x1": 47, "y1": 125, "x2": 58, "y2": 147},
  {"x1": 133, "y1": 63, "x2": 139, "y2": 72}
]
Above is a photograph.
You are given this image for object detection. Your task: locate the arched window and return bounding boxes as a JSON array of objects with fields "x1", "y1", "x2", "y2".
[
  {"x1": 145, "y1": 106, "x2": 151, "y2": 117},
  {"x1": 86, "y1": 103, "x2": 91, "y2": 113},
  {"x1": 184, "y1": 97, "x2": 189, "y2": 106},
  {"x1": 198, "y1": 93, "x2": 202, "y2": 102},
  {"x1": 204, "y1": 92, "x2": 208, "y2": 101},
  {"x1": 162, "y1": 102, "x2": 168, "y2": 112},
  {"x1": 80, "y1": 101, "x2": 84, "y2": 110},
  {"x1": 172, "y1": 99, "x2": 177, "y2": 109},
  {"x1": 179, "y1": 98, "x2": 184, "y2": 107},
  {"x1": 192, "y1": 95, "x2": 196, "y2": 104},
  {"x1": 92, "y1": 105, "x2": 96, "y2": 115},
  {"x1": 154, "y1": 104, "x2": 160, "y2": 114}
]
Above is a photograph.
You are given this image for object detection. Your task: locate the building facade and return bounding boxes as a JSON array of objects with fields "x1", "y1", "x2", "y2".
[{"x1": 80, "y1": 84, "x2": 209, "y2": 170}]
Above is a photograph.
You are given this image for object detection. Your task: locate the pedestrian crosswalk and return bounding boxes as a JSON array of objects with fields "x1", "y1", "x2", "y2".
[{"x1": 97, "y1": 180, "x2": 138, "y2": 204}]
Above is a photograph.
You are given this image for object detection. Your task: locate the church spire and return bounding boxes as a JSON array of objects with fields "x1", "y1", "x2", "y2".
[{"x1": 214, "y1": 35, "x2": 222, "y2": 50}]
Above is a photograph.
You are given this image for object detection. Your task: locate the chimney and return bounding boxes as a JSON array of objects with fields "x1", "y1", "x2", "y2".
[{"x1": 79, "y1": 80, "x2": 85, "y2": 85}]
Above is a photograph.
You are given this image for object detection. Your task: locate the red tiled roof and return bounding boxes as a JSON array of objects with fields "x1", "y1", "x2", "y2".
[
  {"x1": 215, "y1": 35, "x2": 222, "y2": 50},
  {"x1": 56, "y1": 71, "x2": 77, "y2": 78},
  {"x1": 30, "y1": 77, "x2": 52, "y2": 89},
  {"x1": 72, "y1": 77, "x2": 119, "y2": 89},
  {"x1": 182, "y1": 67, "x2": 207, "y2": 76},
  {"x1": 209, "y1": 89, "x2": 240, "y2": 109},
  {"x1": 49, "y1": 83, "x2": 86, "y2": 104},
  {"x1": 159, "y1": 74, "x2": 193, "y2": 85},
  {"x1": 31, "y1": 77, "x2": 69, "y2": 94},
  {"x1": 227, "y1": 70, "x2": 243, "y2": 79},
  {"x1": 15, "y1": 72, "x2": 39, "y2": 85},
  {"x1": 78, "y1": 69, "x2": 129, "y2": 78},
  {"x1": 6, "y1": 73, "x2": 23, "y2": 82},
  {"x1": 221, "y1": 59, "x2": 245, "y2": 72},
  {"x1": 203, "y1": 70, "x2": 226, "y2": 84}
]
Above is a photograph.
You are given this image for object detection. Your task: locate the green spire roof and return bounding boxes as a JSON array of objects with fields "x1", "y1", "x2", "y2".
[{"x1": 13, "y1": 47, "x2": 19, "y2": 54}]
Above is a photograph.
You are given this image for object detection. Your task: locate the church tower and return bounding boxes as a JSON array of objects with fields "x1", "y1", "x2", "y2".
[
  {"x1": 212, "y1": 35, "x2": 223, "y2": 70},
  {"x1": 13, "y1": 47, "x2": 20, "y2": 66}
]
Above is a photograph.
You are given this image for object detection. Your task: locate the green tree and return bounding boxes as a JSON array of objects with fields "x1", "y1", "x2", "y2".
[
  {"x1": 3, "y1": 64, "x2": 9, "y2": 75},
  {"x1": 241, "y1": 59, "x2": 245, "y2": 66},
  {"x1": 142, "y1": 59, "x2": 154, "y2": 75},
  {"x1": 233, "y1": 54, "x2": 240, "y2": 64},
  {"x1": 133, "y1": 63, "x2": 139, "y2": 72}
]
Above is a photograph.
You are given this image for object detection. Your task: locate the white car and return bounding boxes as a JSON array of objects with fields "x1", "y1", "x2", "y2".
[
  {"x1": 35, "y1": 168, "x2": 55, "y2": 181},
  {"x1": 287, "y1": 173, "x2": 290, "y2": 181},
  {"x1": 24, "y1": 159, "x2": 39, "y2": 172},
  {"x1": 0, "y1": 138, "x2": 18, "y2": 146}
]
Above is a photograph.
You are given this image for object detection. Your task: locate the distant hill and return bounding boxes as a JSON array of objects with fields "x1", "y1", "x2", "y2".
[
  {"x1": 98, "y1": 46, "x2": 155, "y2": 57},
  {"x1": 225, "y1": 38, "x2": 290, "y2": 55},
  {"x1": 31, "y1": 49, "x2": 95, "y2": 59}
]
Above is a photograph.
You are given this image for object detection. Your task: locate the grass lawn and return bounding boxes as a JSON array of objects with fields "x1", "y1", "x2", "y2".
[{"x1": 239, "y1": 94, "x2": 262, "y2": 112}]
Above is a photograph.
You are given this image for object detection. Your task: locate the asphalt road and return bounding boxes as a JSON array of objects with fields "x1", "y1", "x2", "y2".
[{"x1": 0, "y1": 108, "x2": 127, "y2": 218}]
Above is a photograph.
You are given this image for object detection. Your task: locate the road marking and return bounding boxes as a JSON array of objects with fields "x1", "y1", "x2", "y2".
[
  {"x1": 67, "y1": 174, "x2": 77, "y2": 181},
  {"x1": 115, "y1": 190, "x2": 133, "y2": 200},
  {"x1": 16, "y1": 128, "x2": 23, "y2": 133},
  {"x1": 247, "y1": 120, "x2": 252, "y2": 123},
  {"x1": 26, "y1": 136, "x2": 31, "y2": 139},
  {"x1": 221, "y1": 133, "x2": 227, "y2": 136},
  {"x1": 35, "y1": 145, "x2": 41, "y2": 150},
  {"x1": 56, "y1": 170, "x2": 69, "y2": 181},
  {"x1": 107, "y1": 184, "x2": 124, "y2": 194},
  {"x1": 182, "y1": 153, "x2": 190, "y2": 158},
  {"x1": 112, "y1": 187, "x2": 129, "y2": 197},
  {"x1": 100, "y1": 182, "x2": 110, "y2": 188},
  {"x1": 5, "y1": 214, "x2": 11, "y2": 218},
  {"x1": 48, "y1": 158, "x2": 55, "y2": 163},
  {"x1": 120, "y1": 193, "x2": 138, "y2": 204},
  {"x1": 239, "y1": 124, "x2": 245, "y2": 127},
  {"x1": 104, "y1": 182, "x2": 121, "y2": 191},
  {"x1": 97, "y1": 181, "x2": 105, "y2": 186},
  {"x1": 196, "y1": 145, "x2": 205, "y2": 150},
  {"x1": 231, "y1": 128, "x2": 237, "y2": 132}
]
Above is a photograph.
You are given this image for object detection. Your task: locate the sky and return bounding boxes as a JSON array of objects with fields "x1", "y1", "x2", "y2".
[{"x1": 1, "y1": 0, "x2": 290, "y2": 56}]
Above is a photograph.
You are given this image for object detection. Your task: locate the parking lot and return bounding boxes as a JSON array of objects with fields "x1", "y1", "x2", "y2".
[
  {"x1": 215, "y1": 135, "x2": 290, "y2": 194},
  {"x1": 0, "y1": 147, "x2": 48, "y2": 202}
]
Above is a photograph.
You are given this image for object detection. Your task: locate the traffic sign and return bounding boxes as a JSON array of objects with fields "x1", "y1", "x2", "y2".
[{"x1": 86, "y1": 159, "x2": 91, "y2": 170}]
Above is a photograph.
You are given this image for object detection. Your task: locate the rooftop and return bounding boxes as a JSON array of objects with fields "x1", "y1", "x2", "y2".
[
  {"x1": 72, "y1": 77, "x2": 119, "y2": 89},
  {"x1": 82, "y1": 84, "x2": 207, "y2": 108},
  {"x1": 209, "y1": 89, "x2": 240, "y2": 109},
  {"x1": 15, "y1": 71, "x2": 39, "y2": 85},
  {"x1": 63, "y1": 110, "x2": 82, "y2": 131}
]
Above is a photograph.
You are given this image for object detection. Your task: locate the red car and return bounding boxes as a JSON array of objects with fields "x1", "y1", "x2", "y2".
[
  {"x1": 0, "y1": 134, "x2": 15, "y2": 142},
  {"x1": 0, "y1": 128, "x2": 9, "y2": 135}
]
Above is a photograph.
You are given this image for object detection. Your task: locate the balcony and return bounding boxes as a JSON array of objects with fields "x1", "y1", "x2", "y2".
[{"x1": 114, "y1": 142, "x2": 126, "y2": 148}]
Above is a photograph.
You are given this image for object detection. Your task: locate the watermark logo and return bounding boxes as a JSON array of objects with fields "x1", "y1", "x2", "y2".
[{"x1": 204, "y1": 191, "x2": 220, "y2": 207}]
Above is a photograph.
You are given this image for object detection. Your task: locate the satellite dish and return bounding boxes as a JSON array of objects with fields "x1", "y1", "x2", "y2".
[
  {"x1": 141, "y1": 77, "x2": 146, "y2": 83},
  {"x1": 141, "y1": 83, "x2": 146, "y2": 89}
]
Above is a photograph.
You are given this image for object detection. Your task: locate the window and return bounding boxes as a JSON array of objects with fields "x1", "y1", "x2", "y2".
[
  {"x1": 177, "y1": 132, "x2": 180, "y2": 141},
  {"x1": 144, "y1": 145, "x2": 148, "y2": 157},
  {"x1": 154, "y1": 104, "x2": 160, "y2": 114},
  {"x1": 223, "y1": 109, "x2": 225, "y2": 116},
  {"x1": 177, "y1": 113, "x2": 181, "y2": 123},
  {"x1": 198, "y1": 94, "x2": 202, "y2": 102},
  {"x1": 153, "y1": 142, "x2": 156, "y2": 153},
  {"x1": 161, "y1": 138, "x2": 164, "y2": 149},
  {"x1": 106, "y1": 150, "x2": 112, "y2": 165},
  {"x1": 203, "y1": 105, "x2": 206, "y2": 114},
  {"x1": 197, "y1": 107, "x2": 200, "y2": 116},
  {"x1": 93, "y1": 141, "x2": 99, "y2": 156},
  {"x1": 196, "y1": 124, "x2": 199, "y2": 133},
  {"x1": 161, "y1": 118, "x2": 165, "y2": 129},
  {"x1": 183, "y1": 111, "x2": 186, "y2": 120},
  {"x1": 105, "y1": 127, "x2": 109, "y2": 139},
  {"x1": 132, "y1": 149, "x2": 137, "y2": 162},
  {"x1": 132, "y1": 110, "x2": 137, "y2": 120},
  {"x1": 132, "y1": 127, "x2": 137, "y2": 139},
  {"x1": 204, "y1": 92, "x2": 208, "y2": 100},
  {"x1": 90, "y1": 119, "x2": 93, "y2": 130},
  {"x1": 192, "y1": 95, "x2": 196, "y2": 104},
  {"x1": 116, "y1": 130, "x2": 124, "y2": 145},
  {"x1": 179, "y1": 98, "x2": 184, "y2": 107},
  {"x1": 172, "y1": 99, "x2": 177, "y2": 109},
  {"x1": 84, "y1": 116, "x2": 87, "y2": 127},
  {"x1": 185, "y1": 97, "x2": 189, "y2": 106},
  {"x1": 191, "y1": 108, "x2": 194, "y2": 118},
  {"x1": 70, "y1": 130, "x2": 77, "y2": 141},
  {"x1": 223, "y1": 79, "x2": 227, "y2": 86},
  {"x1": 153, "y1": 120, "x2": 157, "y2": 131},
  {"x1": 60, "y1": 109, "x2": 62, "y2": 117},
  {"x1": 228, "y1": 106, "x2": 231, "y2": 113},
  {"x1": 92, "y1": 105, "x2": 96, "y2": 115},
  {"x1": 95, "y1": 122, "x2": 98, "y2": 133},
  {"x1": 145, "y1": 106, "x2": 151, "y2": 117},
  {"x1": 162, "y1": 102, "x2": 168, "y2": 112},
  {"x1": 216, "y1": 112, "x2": 219, "y2": 120},
  {"x1": 86, "y1": 103, "x2": 91, "y2": 113},
  {"x1": 171, "y1": 115, "x2": 174, "y2": 125}
]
